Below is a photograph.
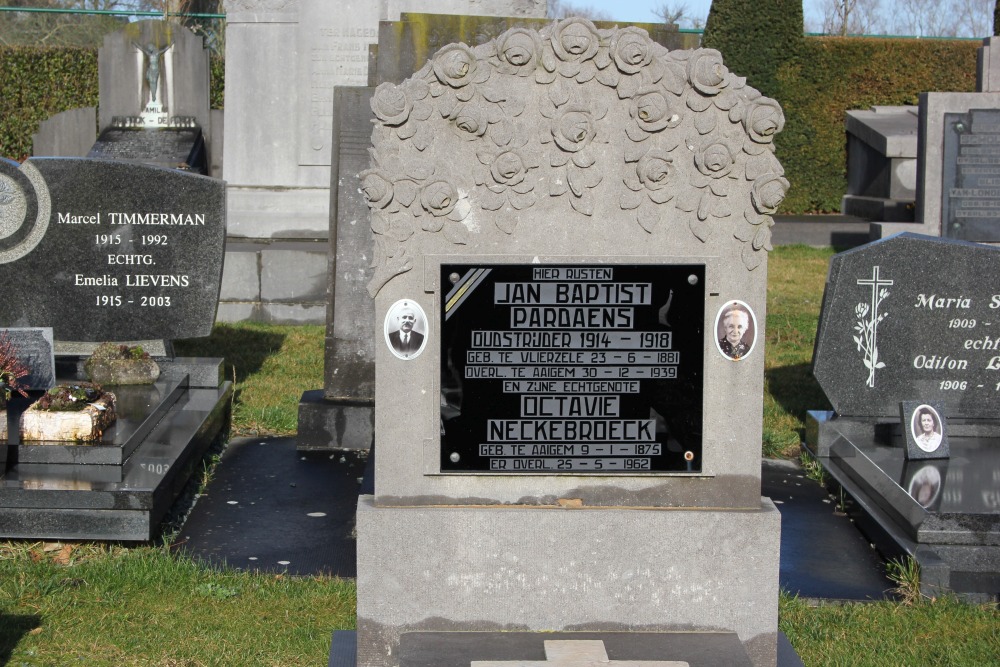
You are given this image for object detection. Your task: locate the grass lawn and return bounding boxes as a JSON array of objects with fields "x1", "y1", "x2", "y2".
[{"x1": 1, "y1": 246, "x2": 996, "y2": 665}]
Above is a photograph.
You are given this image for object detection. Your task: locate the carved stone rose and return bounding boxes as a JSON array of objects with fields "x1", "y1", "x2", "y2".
[
  {"x1": 496, "y1": 28, "x2": 541, "y2": 75},
  {"x1": 433, "y1": 44, "x2": 482, "y2": 88},
  {"x1": 421, "y1": 180, "x2": 460, "y2": 217},
  {"x1": 371, "y1": 83, "x2": 412, "y2": 126},
  {"x1": 629, "y1": 87, "x2": 681, "y2": 134},
  {"x1": 610, "y1": 27, "x2": 654, "y2": 74},
  {"x1": 751, "y1": 173, "x2": 790, "y2": 214},
  {"x1": 551, "y1": 17, "x2": 600, "y2": 63},
  {"x1": 361, "y1": 171, "x2": 394, "y2": 209},
  {"x1": 453, "y1": 104, "x2": 490, "y2": 140},
  {"x1": 553, "y1": 109, "x2": 596, "y2": 153},
  {"x1": 688, "y1": 49, "x2": 730, "y2": 96},
  {"x1": 695, "y1": 141, "x2": 736, "y2": 179},
  {"x1": 743, "y1": 97, "x2": 785, "y2": 144}
]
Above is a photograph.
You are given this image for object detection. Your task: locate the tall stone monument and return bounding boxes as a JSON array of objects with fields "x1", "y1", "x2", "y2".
[
  {"x1": 219, "y1": 0, "x2": 546, "y2": 324},
  {"x1": 871, "y1": 38, "x2": 1000, "y2": 239},
  {"x1": 354, "y1": 19, "x2": 788, "y2": 666},
  {"x1": 33, "y1": 20, "x2": 215, "y2": 167}
]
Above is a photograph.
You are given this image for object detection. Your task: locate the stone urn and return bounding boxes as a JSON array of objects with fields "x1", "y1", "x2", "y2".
[{"x1": 20, "y1": 383, "x2": 117, "y2": 443}]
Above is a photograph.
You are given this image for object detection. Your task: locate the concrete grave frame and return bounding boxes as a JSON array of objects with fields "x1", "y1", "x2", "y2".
[{"x1": 357, "y1": 20, "x2": 786, "y2": 667}]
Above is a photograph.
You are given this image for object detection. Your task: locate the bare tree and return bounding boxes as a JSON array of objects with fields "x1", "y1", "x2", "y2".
[
  {"x1": 819, "y1": 0, "x2": 885, "y2": 35},
  {"x1": 546, "y1": 0, "x2": 614, "y2": 21},
  {"x1": 0, "y1": 0, "x2": 222, "y2": 48},
  {"x1": 891, "y1": 0, "x2": 960, "y2": 36},
  {"x1": 950, "y1": 0, "x2": 993, "y2": 37},
  {"x1": 651, "y1": 2, "x2": 706, "y2": 29}
]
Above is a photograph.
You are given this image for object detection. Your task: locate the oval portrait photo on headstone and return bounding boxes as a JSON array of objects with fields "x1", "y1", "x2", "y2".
[
  {"x1": 911, "y1": 404, "x2": 944, "y2": 453},
  {"x1": 384, "y1": 299, "x2": 428, "y2": 360},
  {"x1": 714, "y1": 300, "x2": 757, "y2": 361}
]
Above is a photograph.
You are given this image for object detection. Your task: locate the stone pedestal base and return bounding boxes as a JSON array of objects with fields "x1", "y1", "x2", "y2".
[
  {"x1": 296, "y1": 390, "x2": 373, "y2": 451},
  {"x1": 356, "y1": 496, "x2": 781, "y2": 667}
]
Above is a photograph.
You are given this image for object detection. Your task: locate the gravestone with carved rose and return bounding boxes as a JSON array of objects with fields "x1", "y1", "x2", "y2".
[{"x1": 354, "y1": 18, "x2": 788, "y2": 667}]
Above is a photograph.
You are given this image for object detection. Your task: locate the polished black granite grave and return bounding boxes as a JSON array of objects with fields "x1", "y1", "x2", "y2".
[
  {"x1": 12, "y1": 378, "x2": 187, "y2": 466},
  {"x1": 0, "y1": 359, "x2": 231, "y2": 541},
  {"x1": 806, "y1": 412, "x2": 1000, "y2": 601},
  {"x1": 809, "y1": 235, "x2": 1000, "y2": 601}
]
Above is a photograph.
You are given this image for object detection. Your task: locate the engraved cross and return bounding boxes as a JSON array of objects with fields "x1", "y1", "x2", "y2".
[
  {"x1": 856, "y1": 265, "x2": 893, "y2": 387},
  {"x1": 856, "y1": 265, "x2": 894, "y2": 299},
  {"x1": 471, "y1": 640, "x2": 688, "y2": 667}
]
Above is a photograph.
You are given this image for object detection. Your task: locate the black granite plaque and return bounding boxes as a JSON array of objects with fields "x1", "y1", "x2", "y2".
[
  {"x1": 813, "y1": 233, "x2": 1000, "y2": 418},
  {"x1": 87, "y1": 127, "x2": 207, "y2": 175},
  {"x1": 942, "y1": 109, "x2": 1000, "y2": 242},
  {"x1": 440, "y1": 264, "x2": 704, "y2": 473},
  {"x1": 0, "y1": 157, "x2": 225, "y2": 341},
  {"x1": 0, "y1": 328, "x2": 54, "y2": 390}
]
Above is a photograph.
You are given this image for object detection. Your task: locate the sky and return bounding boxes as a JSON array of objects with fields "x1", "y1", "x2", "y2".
[{"x1": 579, "y1": 0, "x2": 824, "y2": 31}]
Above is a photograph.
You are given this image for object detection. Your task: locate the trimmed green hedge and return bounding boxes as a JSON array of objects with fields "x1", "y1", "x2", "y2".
[
  {"x1": 0, "y1": 46, "x2": 225, "y2": 162},
  {"x1": 774, "y1": 37, "x2": 978, "y2": 213},
  {"x1": 0, "y1": 47, "x2": 98, "y2": 162},
  {"x1": 703, "y1": 0, "x2": 804, "y2": 100},
  {"x1": 0, "y1": 40, "x2": 980, "y2": 213}
]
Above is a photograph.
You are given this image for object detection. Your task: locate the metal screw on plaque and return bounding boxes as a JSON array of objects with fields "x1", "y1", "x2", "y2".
[
  {"x1": 687, "y1": 274, "x2": 698, "y2": 285},
  {"x1": 450, "y1": 452, "x2": 460, "y2": 463},
  {"x1": 955, "y1": 122, "x2": 966, "y2": 133},
  {"x1": 449, "y1": 272, "x2": 460, "y2": 284},
  {"x1": 684, "y1": 451, "x2": 694, "y2": 462}
]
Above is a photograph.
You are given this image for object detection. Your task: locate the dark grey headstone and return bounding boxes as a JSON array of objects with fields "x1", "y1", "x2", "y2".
[
  {"x1": 942, "y1": 108, "x2": 1000, "y2": 241},
  {"x1": 0, "y1": 157, "x2": 225, "y2": 341},
  {"x1": 813, "y1": 233, "x2": 1000, "y2": 418},
  {"x1": 0, "y1": 327, "x2": 54, "y2": 390}
]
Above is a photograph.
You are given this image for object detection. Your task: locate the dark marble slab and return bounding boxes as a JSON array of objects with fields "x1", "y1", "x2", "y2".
[
  {"x1": 813, "y1": 233, "x2": 1000, "y2": 418},
  {"x1": 763, "y1": 459, "x2": 893, "y2": 601},
  {"x1": 176, "y1": 437, "x2": 366, "y2": 576},
  {"x1": 829, "y1": 433, "x2": 1000, "y2": 542},
  {"x1": 329, "y1": 631, "x2": 804, "y2": 667},
  {"x1": 397, "y1": 632, "x2": 752, "y2": 667},
  {"x1": 88, "y1": 127, "x2": 207, "y2": 175},
  {"x1": 0, "y1": 157, "x2": 225, "y2": 341}
]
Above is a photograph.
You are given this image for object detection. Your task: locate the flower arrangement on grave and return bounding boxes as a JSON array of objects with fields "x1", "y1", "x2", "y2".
[
  {"x1": 0, "y1": 332, "x2": 30, "y2": 411},
  {"x1": 84, "y1": 342, "x2": 160, "y2": 386},
  {"x1": 21, "y1": 381, "x2": 117, "y2": 444},
  {"x1": 33, "y1": 382, "x2": 105, "y2": 412}
]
